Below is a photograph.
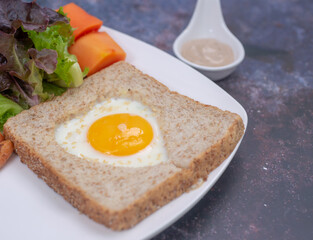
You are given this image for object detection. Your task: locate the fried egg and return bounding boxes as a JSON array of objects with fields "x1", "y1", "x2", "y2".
[{"x1": 55, "y1": 98, "x2": 167, "y2": 167}]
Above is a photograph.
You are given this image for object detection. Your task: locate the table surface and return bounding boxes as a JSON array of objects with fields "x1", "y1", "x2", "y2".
[{"x1": 37, "y1": 0, "x2": 313, "y2": 239}]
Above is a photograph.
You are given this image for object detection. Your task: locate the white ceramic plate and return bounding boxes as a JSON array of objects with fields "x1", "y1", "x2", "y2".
[{"x1": 0, "y1": 26, "x2": 247, "y2": 240}]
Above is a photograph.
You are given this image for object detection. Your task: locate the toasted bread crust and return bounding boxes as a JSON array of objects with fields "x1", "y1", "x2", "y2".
[
  {"x1": 189, "y1": 114, "x2": 244, "y2": 180},
  {"x1": 3, "y1": 61, "x2": 245, "y2": 230}
]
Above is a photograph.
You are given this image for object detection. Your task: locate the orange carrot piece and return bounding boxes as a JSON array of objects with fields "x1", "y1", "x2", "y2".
[
  {"x1": 0, "y1": 140, "x2": 14, "y2": 169},
  {"x1": 62, "y1": 3, "x2": 103, "y2": 39},
  {"x1": 69, "y1": 32, "x2": 126, "y2": 76},
  {"x1": 0, "y1": 132, "x2": 4, "y2": 142}
]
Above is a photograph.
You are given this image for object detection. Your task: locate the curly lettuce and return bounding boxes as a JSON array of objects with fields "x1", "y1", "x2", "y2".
[
  {"x1": 0, "y1": 1, "x2": 86, "y2": 129},
  {"x1": 0, "y1": 94, "x2": 23, "y2": 130},
  {"x1": 24, "y1": 22, "x2": 84, "y2": 87}
]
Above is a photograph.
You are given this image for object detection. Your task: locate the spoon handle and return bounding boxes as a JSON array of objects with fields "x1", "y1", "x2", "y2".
[{"x1": 188, "y1": 0, "x2": 226, "y2": 32}]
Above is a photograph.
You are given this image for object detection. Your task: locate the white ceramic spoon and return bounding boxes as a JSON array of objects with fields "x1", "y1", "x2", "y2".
[{"x1": 173, "y1": 0, "x2": 245, "y2": 81}]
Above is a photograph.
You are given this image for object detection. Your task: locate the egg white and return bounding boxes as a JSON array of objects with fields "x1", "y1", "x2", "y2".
[{"x1": 55, "y1": 98, "x2": 168, "y2": 167}]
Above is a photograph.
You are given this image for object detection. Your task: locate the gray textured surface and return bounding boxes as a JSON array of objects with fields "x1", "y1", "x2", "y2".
[{"x1": 36, "y1": 0, "x2": 313, "y2": 239}]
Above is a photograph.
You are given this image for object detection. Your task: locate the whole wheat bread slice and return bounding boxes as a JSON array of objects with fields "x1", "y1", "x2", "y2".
[{"x1": 3, "y1": 61, "x2": 244, "y2": 230}]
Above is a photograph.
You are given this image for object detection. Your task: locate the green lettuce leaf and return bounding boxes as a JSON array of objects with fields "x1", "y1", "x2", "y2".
[
  {"x1": 24, "y1": 22, "x2": 85, "y2": 87},
  {"x1": 25, "y1": 60, "x2": 49, "y2": 101},
  {"x1": 0, "y1": 94, "x2": 23, "y2": 130},
  {"x1": 0, "y1": 0, "x2": 86, "y2": 128},
  {"x1": 0, "y1": 31, "x2": 56, "y2": 107},
  {"x1": 42, "y1": 82, "x2": 66, "y2": 96}
]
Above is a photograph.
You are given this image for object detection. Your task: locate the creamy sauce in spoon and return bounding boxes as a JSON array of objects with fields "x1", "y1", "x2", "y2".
[{"x1": 181, "y1": 38, "x2": 235, "y2": 67}]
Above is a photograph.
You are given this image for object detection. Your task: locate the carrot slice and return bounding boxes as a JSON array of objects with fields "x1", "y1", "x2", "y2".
[
  {"x1": 69, "y1": 32, "x2": 126, "y2": 76},
  {"x1": 62, "y1": 3, "x2": 103, "y2": 39}
]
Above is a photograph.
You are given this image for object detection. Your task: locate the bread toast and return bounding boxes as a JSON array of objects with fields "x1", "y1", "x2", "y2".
[{"x1": 3, "y1": 61, "x2": 244, "y2": 230}]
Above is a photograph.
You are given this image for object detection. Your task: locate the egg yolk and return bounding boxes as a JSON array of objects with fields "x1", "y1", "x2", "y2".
[{"x1": 87, "y1": 113, "x2": 154, "y2": 156}]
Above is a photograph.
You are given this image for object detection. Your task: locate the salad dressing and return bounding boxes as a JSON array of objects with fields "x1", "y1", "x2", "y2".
[{"x1": 181, "y1": 38, "x2": 234, "y2": 67}]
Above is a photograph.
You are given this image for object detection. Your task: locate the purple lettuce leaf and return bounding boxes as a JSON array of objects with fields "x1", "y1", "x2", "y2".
[
  {"x1": 11, "y1": 76, "x2": 39, "y2": 107},
  {"x1": 0, "y1": 72, "x2": 12, "y2": 92},
  {"x1": 28, "y1": 48, "x2": 57, "y2": 74},
  {"x1": 42, "y1": 7, "x2": 68, "y2": 25},
  {"x1": 0, "y1": 0, "x2": 68, "y2": 34},
  {"x1": 0, "y1": 31, "x2": 51, "y2": 107},
  {"x1": 0, "y1": 31, "x2": 28, "y2": 80}
]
